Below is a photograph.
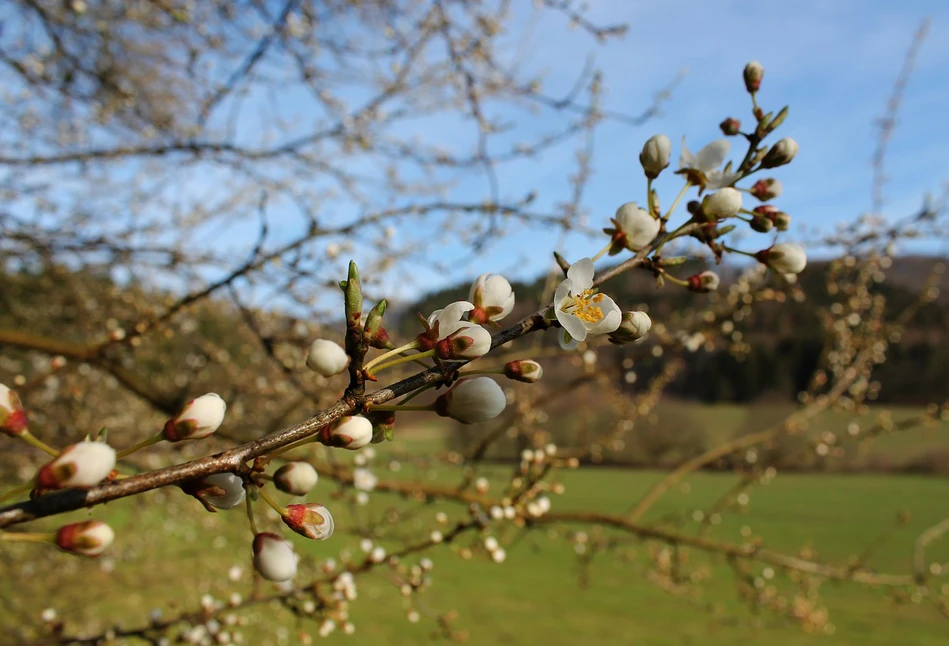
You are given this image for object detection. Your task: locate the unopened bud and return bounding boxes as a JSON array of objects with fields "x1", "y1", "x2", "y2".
[
  {"x1": 283, "y1": 503, "x2": 335, "y2": 540},
  {"x1": 181, "y1": 472, "x2": 246, "y2": 511},
  {"x1": 434, "y1": 377, "x2": 506, "y2": 424},
  {"x1": 274, "y1": 462, "x2": 319, "y2": 496},
  {"x1": 502, "y1": 360, "x2": 543, "y2": 383},
  {"x1": 760, "y1": 137, "x2": 798, "y2": 169},
  {"x1": 688, "y1": 271, "x2": 721, "y2": 293},
  {"x1": 305, "y1": 339, "x2": 350, "y2": 378},
  {"x1": 639, "y1": 134, "x2": 672, "y2": 179},
  {"x1": 772, "y1": 211, "x2": 791, "y2": 231},
  {"x1": 749, "y1": 178, "x2": 782, "y2": 201},
  {"x1": 743, "y1": 61, "x2": 764, "y2": 93},
  {"x1": 36, "y1": 441, "x2": 116, "y2": 489},
  {"x1": 0, "y1": 383, "x2": 28, "y2": 437},
  {"x1": 163, "y1": 393, "x2": 226, "y2": 442},
  {"x1": 469, "y1": 274, "x2": 515, "y2": 325},
  {"x1": 607, "y1": 203, "x2": 661, "y2": 253},
  {"x1": 701, "y1": 187, "x2": 742, "y2": 219},
  {"x1": 719, "y1": 118, "x2": 741, "y2": 136},
  {"x1": 755, "y1": 243, "x2": 807, "y2": 274},
  {"x1": 608, "y1": 311, "x2": 651, "y2": 345},
  {"x1": 55, "y1": 520, "x2": 114, "y2": 557},
  {"x1": 252, "y1": 533, "x2": 297, "y2": 582},
  {"x1": 750, "y1": 214, "x2": 774, "y2": 233},
  {"x1": 319, "y1": 415, "x2": 373, "y2": 450},
  {"x1": 366, "y1": 410, "x2": 396, "y2": 443}
]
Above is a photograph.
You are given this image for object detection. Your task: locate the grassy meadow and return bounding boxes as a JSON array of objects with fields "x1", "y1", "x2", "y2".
[{"x1": 2, "y1": 402, "x2": 948, "y2": 645}]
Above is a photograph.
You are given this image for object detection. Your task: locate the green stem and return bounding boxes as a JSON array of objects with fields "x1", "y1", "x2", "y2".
[
  {"x1": 364, "y1": 341, "x2": 420, "y2": 372},
  {"x1": 723, "y1": 245, "x2": 756, "y2": 258},
  {"x1": 591, "y1": 241, "x2": 614, "y2": 262},
  {"x1": 398, "y1": 382, "x2": 441, "y2": 405},
  {"x1": 245, "y1": 489, "x2": 259, "y2": 536},
  {"x1": 257, "y1": 487, "x2": 288, "y2": 517},
  {"x1": 370, "y1": 349, "x2": 436, "y2": 374},
  {"x1": 19, "y1": 431, "x2": 59, "y2": 457},
  {"x1": 662, "y1": 272, "x2": 689, "y2": 287},
  {"x1": 662, "y1": 181, "x2": 692, "y2": 223},
  {"x1": 655, "y1": 221, "x2": 693, "y2": 255},
  {"x1": 0, "y1": 531, "x2": 55, "y2": 544},
  {"x1": 0, "y1": 481, "x2": 34, "y2": 504},
  {"x1": 116, "y1": 433, "x2": 164, "y2": 459}
]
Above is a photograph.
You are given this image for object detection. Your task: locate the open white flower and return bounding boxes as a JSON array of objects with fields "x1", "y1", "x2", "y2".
[
  {"x1": 553, "y1": 258, "x2": 621, "y2": 350},
  {"x1": 425, "y1": 301, "x2": 492, "y2": 360},
  {"x1": 679, "y1": 138, "x2": 740, "y2": 189},
  {"x1": 469, "y1": 274, "x2": 515, "y2": 325}
]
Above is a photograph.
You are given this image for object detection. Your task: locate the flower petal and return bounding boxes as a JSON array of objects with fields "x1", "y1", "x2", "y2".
[
  {"x1": 588, "y1": 295, "x2": 622, "y2": 334},
  {"x1": 557, "y1": 310, "x2": 588, "y2": 343},
  {"x1": 558, "y1": 329, "x2": 580, "y2": 351},
  {"x1": 678, "y1": 136, "x2": 695, "y2": 169},
  {"x1": 694, "y1": 139, "x2": 730, "y2": 172},
  {"x1": 566, "y1": 257, "x2": 594, "y2": 290}
]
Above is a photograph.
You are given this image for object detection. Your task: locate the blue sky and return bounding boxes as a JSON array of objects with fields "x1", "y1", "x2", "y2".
[{"x1": 396, "y1": 0, "x2": 949, "y2": 297}]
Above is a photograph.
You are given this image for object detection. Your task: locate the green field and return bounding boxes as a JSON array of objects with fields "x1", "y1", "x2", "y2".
[{"x1": 3, "y1": 405, "x2": 949, "y2": 646}]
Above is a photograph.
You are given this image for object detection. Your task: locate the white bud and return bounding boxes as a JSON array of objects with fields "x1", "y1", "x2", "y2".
[
  {"x1": 758, "y1": 243, "x2": 807, "y2": 274},
  {"x1": 353, "y1": 467, "x2": 378, "y2": 492},
  {"x1": 305, "y1": 339, "x2": 350, "y2": 378},
  {"x1": 252, "y1": 533, "x2": 297, "y2": 581},
  {"x1": 639, "y1": 134, "x2": 672, "y2": 178},
  {"x1": 274, "y1": 462, "x2": 319, "y2": 495},
  {"x1": 760, "y1": 137, "x2": 798, "y2": 169},
  {"x1": 469, "y1": 274, "x2": 515, "y2": 324},
  {"x1": 484, "y1": 536, "x2": 499, "y2": 552},
  {"x1": 37, "y1": 442, "x2": 116, "y2": 489},
  {"x1": 163, "y1": 393, "x2": 226, "y2": 442},
  {"x1": 434, "y1": 377, "x2": 506, "y2": 424},
  {"x1": 701, "y1": 187, "x2": 742, "y2": 218},
  {"x1": 283, "y1": 503, "x2": 335, "y2": 540},
  {"x1": 608, "y1": 311, "x2": 652, "y2": 345},
  {"x1": 201, "y1": 473, "x2": 246, "y2": 510},
  {"x1": 0, "y1": 383, "x2": 28, "y2": 436},
  {"x1": 613, "y1": 202, "x2": 661, "y2": 251},
  {"x1": 322, "y1": 416, "x2": 373, "y2": 450}
]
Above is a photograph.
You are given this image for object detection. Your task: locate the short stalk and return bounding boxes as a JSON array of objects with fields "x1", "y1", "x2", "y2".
[
  {"x1": 662, "y1": 272, "x2": 689, "y2": 287},
  {"x1": 364, "y1": 341, "x2": 420, "y2": 373},
  {"x1": 117, "y1": 433, "x2": 164, "y2": 459},
  {"x1": 662, "y1": 181, "x2": 692, "y2": 222},
  {"x1": 245, "y1": 490, "x2": 259, "y2": 536},
  {"x1": 19, "y1": 431, "x2": 59, "y2": 457},
  {"x1": 0, "y1": 531, "x2": 55, "y2": 545},
  {"x1": 257, "y1": 487, "x2": 288, "y2": 517},
  {"x1": 591, "y1": 241, "x2": 614, "y2": 262},
  {"x1": 370, "y1": 349, "x2": 436, "y2": 374},
  {"x1": 370, "y1": 403, "x2": 434, "y2": 413}
]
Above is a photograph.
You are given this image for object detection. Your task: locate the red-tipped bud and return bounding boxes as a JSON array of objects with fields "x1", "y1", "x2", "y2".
[
  {"x1": 749, "y1": 178, "x2": 783, "y2": 201},
  {"x1": 719, "y1": 118, "x2": 741, "y2": 136},
  {"x1": 282, "y1": 503, "x2": 335, "y2": 540},
  {"x1": 744, "y1": 61, "x2": 764, "y2": 93},
  {"x1": 274, "y1": 462, "x2": 319, "y2": 496},
  {"x1": 162, "y1": 393, "x2": 226, "y2": 442},
  {"x1": 502, "y1": 360, "x2": 543, "y2": 383},
  {"x1": 252, "y1": 533, "x2": 297, "y2": 582},
  {"x1": 688, "y1": 270, "x2": 721, "y2": 293},
  {"x1": 469, "y1": 274, "x2": 515, "y2": 325},
  {"x1": 36, "y1": 442, "x2": 116, "y2": 489},
  {"x1": 55, "y1": 520, "x2": 114, "y2": 557},
  {"x1": 0, "y1": 383, "x2": 28, "y2": 437}
]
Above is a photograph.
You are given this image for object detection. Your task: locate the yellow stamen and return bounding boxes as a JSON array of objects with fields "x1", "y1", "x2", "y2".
[{"x1": 561, "y1": 289, "x2": 605, "y2": 324}]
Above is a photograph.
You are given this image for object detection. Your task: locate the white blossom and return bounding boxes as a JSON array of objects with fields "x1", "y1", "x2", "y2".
[
  {"x1": 553, "y1": 258, "x2": 621, "y2": 350},
  {"x1": 679, "y1": 138, "x2": 740, "y2": 189},
  {"x1": 353, "y1": 468, "x2": 378, "y2": 492},
  {"x1": 758, "y1": 243, "x2": 807, "y2": 274},
  {"x1": 426, "y1": 301, "x2": 492, "y2": 359}
]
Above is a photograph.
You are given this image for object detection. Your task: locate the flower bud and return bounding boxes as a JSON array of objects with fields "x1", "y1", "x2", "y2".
[
  {"x1": 283, "y1": 503, "x2": 335, "y2": 540},
  {"x1": 366, "y1": 410, "x2": 395, "y2": 443},
  {"x1": 750, "y1": 214, "x2": 774, "y2": 233},
  {"x1": 163, "y1": 393, "x2": 226, "y2": 442},
  {"x1": 749, "y1": 178, "x2": 782, "y2": 201},
  {"x1": 274, "y1": 462, "x2": 319, "y2": 495},
  {"x1": 55, "y1": 520, "x2": 114, "y2": 557},
  {"x1": 319, "y1": 415, "x2": 373, "y2": 450},
  {"x1": 755, "y1": 243, "x2": 807, "y2": 274},
  {"x1": 36, "y1": 442, "x2": 116, "y2": 489},
  {"x1": 607, "y1": 311, "x2": 651, "y2": 345},
  {"x1": 743, "y1": 61, "x2": 764, "y2": 93},
  {"x1": 608, "y1": 202, "x2": 661, "y2": 253},
  {"x1": 701, "y1": 187, "x2": 742, "y2": 219},
  {"x1": 639, "y1": 134, "x2": 671, "y2": 179},
  {"x1": 434, "y1": 377, "x2": 506, "y2": 424},
  {"x1": 181, "y1": 473, "x2": 246, "y2": 511},
  {"x1": 760, "y1": 137, "x2": 798, "y2": 169},
  {"x1": 772, "y1": 211, "x2": 791, "y2": 231},
  {"x1": 719, "y1": 118, "x2": 741, "y2": 136},
  {"x1": 688, "y1": 270, "x2": 721, "y2": 293},
  {"x1": 305, "y1": 339, "x2": 350, "y2": 378},
  {"x1": 353, "y1": 468, "x2": 378, "y2": 492},
  {"x1": 0, "y1": 383, "x2": 28, "y2": 437},
  {"x1": 436, "y1": 324, "x2": 492, "y2": 360},
  {"x1": 468, "y1": 274, "x2": 515, "y2": 325},
  {"x1": 502, "y1": 360, "x2": 543, "y2": 383},
  {"x1": 252, "y1": 533, "x2": 297, "y2": 581}
]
